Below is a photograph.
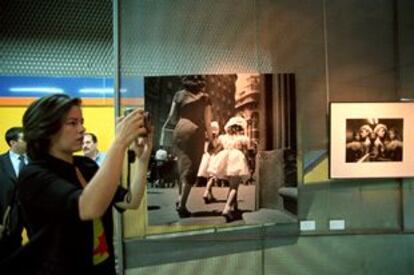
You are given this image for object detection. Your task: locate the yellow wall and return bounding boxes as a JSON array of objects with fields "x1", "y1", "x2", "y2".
[
  {"x1": 0, "y1": 106, "x2": 115, "y2": 153},
  {"x1": 81, "y1": 107, "x2": 115, "y2": 152},
  {"x1": 0, "y1": 107, "x2": 26, "y2": 153},
  {"x1": 304, "y1": 157, "x2": 329, "y2": 184}
]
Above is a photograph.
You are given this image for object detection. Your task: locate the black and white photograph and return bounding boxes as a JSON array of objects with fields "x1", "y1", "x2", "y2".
[
  {"x1": 330, "y1": 102, "x2": 414, "y2": 179},
  {"x1": 143, "y1": 73, "x2": 298, "y2": 229},
  {"x1": 345, "y1": 118, "x2": 403, "y2": 163}
]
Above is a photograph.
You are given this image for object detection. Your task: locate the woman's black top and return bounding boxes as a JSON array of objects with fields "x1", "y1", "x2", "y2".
[{"x1": 6, "y1": 154, "x2": 126, "y2": 275}]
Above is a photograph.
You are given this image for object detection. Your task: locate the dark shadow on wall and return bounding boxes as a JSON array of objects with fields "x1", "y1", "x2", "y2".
[{"x1": 124, "y1": 223, "x2": 299, "y2": 269}]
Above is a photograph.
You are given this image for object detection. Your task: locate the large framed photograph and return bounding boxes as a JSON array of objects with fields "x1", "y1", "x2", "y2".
[
  {"x1": 145, "y1": 73, "x2": 261, "y2": 229},
  {"x1": 142, "y1": 73, "x2": 297, "y2": 235},
  {"x1": 330, "y1": 102, "x2": 414, "y2": 179}
]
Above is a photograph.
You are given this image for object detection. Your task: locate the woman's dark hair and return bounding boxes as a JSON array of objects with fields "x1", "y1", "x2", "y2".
[
  {"x1": 23, "y1": 94, "x2": 81, "y2": 160},
  {"x1": 181, "y1": 75, "x2": 206, "y2": 93}
]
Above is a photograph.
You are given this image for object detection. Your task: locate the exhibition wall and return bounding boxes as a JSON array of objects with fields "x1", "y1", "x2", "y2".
[
  {"x1": 118, "y1": 1, "x2": 414, "y2": 273},
  {"x1": 118, "y1": 0, "x2": 414, "y2": 235},
  {"x1": 2, "y1": 0, "x2": 414, "y2": 274}
]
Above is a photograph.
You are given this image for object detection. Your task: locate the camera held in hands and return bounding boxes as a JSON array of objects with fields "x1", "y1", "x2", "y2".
[{"x1": 123, "y1": 107, "x2": 151, "y2": 136}]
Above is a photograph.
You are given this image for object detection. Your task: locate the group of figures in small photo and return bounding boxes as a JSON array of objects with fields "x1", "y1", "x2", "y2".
[{"x1": 345, "y1": 118, "x2": 403, "y2": 163}]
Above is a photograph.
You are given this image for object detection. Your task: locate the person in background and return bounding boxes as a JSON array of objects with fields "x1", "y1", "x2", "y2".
[
  {"x1": 154, "y1": 146, "x2": 168, "y2": 187},
  {"x1": 0, "y1": 127, "x2": 27, "y2": 261},
  {"x1": 82, "y1": 132, "x2": 106, "y2": 167},
  {"x1": 1, "y1": 94, "x2": 152, "y2": 275}
]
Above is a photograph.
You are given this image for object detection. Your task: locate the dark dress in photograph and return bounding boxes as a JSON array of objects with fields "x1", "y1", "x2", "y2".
[{"x1": 172, "y1": 90, "x2": 211, "y2": 186}]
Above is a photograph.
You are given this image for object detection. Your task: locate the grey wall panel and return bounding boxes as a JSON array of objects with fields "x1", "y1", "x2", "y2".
[
  {"x1": 298, "y1": 183, "x2": 329, "y2": 230},
  {"x1": 299, "y1": 180, "x2": 401, "y2": 233},
  {"x1": 264, "y1": 234, "x2": 414, "y2": 275},
  {"x1": 398, "y1": 0, "x2": 414, "y2": 99},
  {"x1": 326, "y1": 0, "x2": 398, "y2": 102},
  {"x1": 124, "y1": 238, "x2": 263, "y2": 273},
  {"x1": 126, "y1": 248, "x2": 262, "y2": 275},
  {"x1": 294, "y1": 0, "x2": 403, "y2": 234},
  {"x1": 125, "y1": 234, "x2": 414, "y2": 275},
  {"x1": 269, "y1": 0, "x2": 327, "y2": 152},
  {"x1": 402, "y1": 178, "x2": 414, "y2": 232},
  {"x1": 120, "y1": 0, "x2": 272, "y2": 76}
]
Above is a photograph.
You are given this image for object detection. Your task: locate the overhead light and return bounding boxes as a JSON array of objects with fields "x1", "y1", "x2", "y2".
[
  {"x1": 79, "y1": 88, "x2": 127, "y2": 94},
  {"x1": 9, "y1": 87, "x2": 64, "y2": 94}
]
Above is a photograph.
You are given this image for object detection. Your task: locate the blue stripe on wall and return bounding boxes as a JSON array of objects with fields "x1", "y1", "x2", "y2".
[{"x1": 0, "y1": 76, "x2": 144, "y2": 98}]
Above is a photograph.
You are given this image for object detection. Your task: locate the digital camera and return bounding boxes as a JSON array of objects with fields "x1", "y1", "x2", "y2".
[{"x1": 124, "y1": 107, "x2": 151, "y2": 134}]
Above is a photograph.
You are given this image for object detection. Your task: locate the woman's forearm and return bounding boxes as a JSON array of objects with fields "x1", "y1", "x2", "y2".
[
  {"x1": 116, "y1": 157, "x2": 149, "y2": 209},
  {"x1": 78, "y1": 142, "x2": 127, "y2": 220}
]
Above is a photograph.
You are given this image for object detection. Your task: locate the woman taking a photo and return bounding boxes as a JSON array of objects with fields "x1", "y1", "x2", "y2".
[{"x1": 2, "y1": 94, "x2": 152, "y2": 274}]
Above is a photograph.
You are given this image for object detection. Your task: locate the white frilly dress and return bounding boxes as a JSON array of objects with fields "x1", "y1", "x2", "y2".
[{"x1": 201, "y1": 134, "x2": 250, "y2": 180}]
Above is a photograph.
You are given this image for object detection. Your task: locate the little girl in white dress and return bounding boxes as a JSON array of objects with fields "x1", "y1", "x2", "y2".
[
  {"x1": 197, "y1": 121, "x2": 220, "y2": 203},
  {"x1": 207, "y1": 116, "x2": 250, "y2": 221}
]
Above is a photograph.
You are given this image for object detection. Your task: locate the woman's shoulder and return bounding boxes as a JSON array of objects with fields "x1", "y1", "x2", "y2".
[
  {"x1": 175, "y1": 90, "x2": 210, "y2": 104},
  {"x1": 21, "y1": 159, "x2": 49, "y2": 173},
  {"x1": 74, "y1": 155, "x2": 98, "y2": 167},
  {"x1": 173, "y1": 90, "x2": 187, "y2": 103},
  {"x1": 17, "y1": 160, "x2": 55, "y2": 188}
]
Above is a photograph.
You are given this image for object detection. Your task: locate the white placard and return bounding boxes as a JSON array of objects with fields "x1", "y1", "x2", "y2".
[
  {"x1": 300, "y1": 220, "x2": 316, "y2": 231},
  {"x1": 329, "y1": 219, "x2": 345, "y2": 230}
]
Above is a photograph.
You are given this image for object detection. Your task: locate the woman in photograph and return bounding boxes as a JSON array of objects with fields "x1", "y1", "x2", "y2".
[
  {"x1": 160, "y1": 75, "x2": 213, "y2": 218},
  {"x1": 358, "y1": 124, "x2": 373, "y2": 157},
  {"x1": 208, "y1": 116, "x2": 250, "y2": 222},
  {"x1": 2, "y1": 94, "x2": 152, "y2": 274},
  {"x1": 385, "y1": 127, "x2": 403, "y2": 161},
  {"x1": 371, "y1": 123, "x2": 388, "y2": 161}
]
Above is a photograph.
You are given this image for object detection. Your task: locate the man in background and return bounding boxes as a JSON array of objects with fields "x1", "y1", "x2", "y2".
[
  {"x1": 0, "y1": 127, "x2": 27, "y2": 260},
  {"x1": 82, "y1": 132, "x2": 106, "y2": 166}
]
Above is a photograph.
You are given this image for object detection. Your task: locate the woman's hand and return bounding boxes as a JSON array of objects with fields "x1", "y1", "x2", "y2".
[
  {"x1": 131, "y1": 126, "x2": 154, "y2": 162},
  {"x1": 115, "y1": 109, "x2": 148, "y2": 149}
]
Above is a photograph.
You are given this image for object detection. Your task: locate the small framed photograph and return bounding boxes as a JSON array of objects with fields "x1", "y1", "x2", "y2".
[{"x1": 330, "y1": 102, "x2": 414, "y2": 179}]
